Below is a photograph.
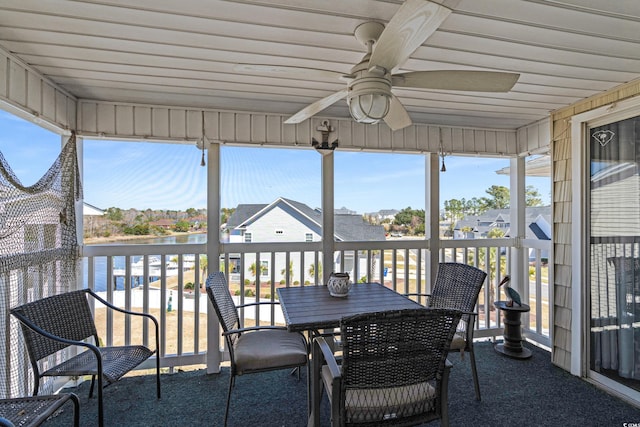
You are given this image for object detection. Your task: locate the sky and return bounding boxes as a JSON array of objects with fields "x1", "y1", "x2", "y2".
[{"x1": 0, "y1": 109, "x2": 550, "y2": 213}]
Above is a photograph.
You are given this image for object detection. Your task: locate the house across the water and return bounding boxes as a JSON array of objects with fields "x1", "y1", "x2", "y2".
[{"x1": 223, "y1": 197, "x2": 386, "y2": 283}]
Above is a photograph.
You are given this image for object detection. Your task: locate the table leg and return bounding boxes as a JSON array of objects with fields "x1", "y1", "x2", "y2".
[{"x1": 309, "y1": 333, "x2": 322, "y2": 427}]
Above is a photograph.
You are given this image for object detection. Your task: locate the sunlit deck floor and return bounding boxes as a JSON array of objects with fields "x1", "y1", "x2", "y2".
[{"x1": 44, "y1": 341, "x2": 640, "y2": 426}]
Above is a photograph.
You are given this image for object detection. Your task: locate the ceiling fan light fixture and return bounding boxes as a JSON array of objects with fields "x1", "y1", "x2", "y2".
[
  {"x1": 348, "y1": 92, "x2": 390, "y2": 124},
  {"x1": 347, "y1": 76, "x2": 392, "y2": 124}
]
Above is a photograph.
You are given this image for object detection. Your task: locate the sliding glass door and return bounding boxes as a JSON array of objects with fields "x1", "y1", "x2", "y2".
[{"x1": 589, "y1": 114, "x2": 640, "y2": 391}]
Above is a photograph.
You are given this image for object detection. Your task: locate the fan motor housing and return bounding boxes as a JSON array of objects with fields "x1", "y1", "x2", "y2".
[{"x1": 348, "y1": 75, "x2": 392, "y2": 100}]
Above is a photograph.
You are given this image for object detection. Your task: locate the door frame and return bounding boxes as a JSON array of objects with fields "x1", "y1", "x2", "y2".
[{"x1": 570, "y1": 95, "x2": 640, "y2": 402}]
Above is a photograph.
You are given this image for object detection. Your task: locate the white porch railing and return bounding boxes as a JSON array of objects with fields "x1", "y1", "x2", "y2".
[{"x1": 82, "y1": 237, "x2": 551, "y2": 369}]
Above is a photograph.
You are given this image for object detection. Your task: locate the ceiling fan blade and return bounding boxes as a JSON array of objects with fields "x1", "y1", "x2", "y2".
[
  {"x1": 384, "y1": 94, "x2": 412, "y2": 131},
  {"x1": 392, "y1": 70, "x2": 520, "y2": 92},
  {"x1": 369, "y1": 0, "x2": 451, "y2": 73},
  {"x1": 234, "y1": 64, "x2": 347, "y2": 81},
  {"x1": 284, "y1": 89, "x2": 349, "y2": 124}
]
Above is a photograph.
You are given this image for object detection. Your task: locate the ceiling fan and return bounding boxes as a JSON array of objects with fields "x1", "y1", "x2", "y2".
[{"x1": 236, "y1": 0, "x2": 520, "y2": 131}]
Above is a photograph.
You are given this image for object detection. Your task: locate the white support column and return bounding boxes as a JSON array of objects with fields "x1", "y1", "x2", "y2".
[
  {"x1": 426, "y1": 153, "x2": 439, "y2": 288},
  {"x1": 72, "y1": 133, "x2": 84, "y2": 292},
  {"x1": 321, "y1": 151, "x2": 335, "y2": 285},
  {"x1": 206, "y1": 140, "x2": 222, "y2": 374},
  {"x1": 510, "y1": 156, "x2": 526, "y2": 299},
  {"x1": 72, "y1": 134, "x2": 83, "y2": 244}
]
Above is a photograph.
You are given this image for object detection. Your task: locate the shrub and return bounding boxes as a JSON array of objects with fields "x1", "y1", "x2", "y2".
[
  {"x1": 173, "y1": 220, "x2": 190, "y2": 232},
  {"x1": 150, "y1": 225, "x2": 169, "y2": 236},
  {"x1": 123, "y1": 223, "x2": 150, "y2": 235},
  {"x1": 184, "y1": 282, "x2": 195, "y2": 290}
]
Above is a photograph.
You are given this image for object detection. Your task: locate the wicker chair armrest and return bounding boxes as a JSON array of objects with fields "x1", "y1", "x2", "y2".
[
  {"x1": 403, "y1": 292, "x2": 432, "y2": 306},
  {"x1": 313, "y1": 336, "x2": 341, "y2": 379},
  {"x1": 10, "y1": 310, "x2": 102, "y2": 357},
  {"x1": 403, "y1": 292, "x2": 431, "y2": 298},
  {"x1": 221, "y1": 325, "x2": 287, "y2": 336},
  {"x1": 86, "y1": 289, "x2": 159, "y2": 350},
  {"x1": 235, "y1": 301, "x2": 281, "y2": 309},
  {"x1": 87, "y1": 289, "x2": 158, "y2": 324}
]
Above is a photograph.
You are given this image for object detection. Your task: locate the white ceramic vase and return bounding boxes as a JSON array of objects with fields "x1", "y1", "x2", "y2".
[{"x1": 327, "y1": 272, "x2": 351, "y2": 297}]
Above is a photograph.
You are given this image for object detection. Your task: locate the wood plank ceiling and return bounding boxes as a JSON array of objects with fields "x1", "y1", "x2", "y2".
[{"x1": 0, "y1": 0, "x2": 638, "y2": 130}]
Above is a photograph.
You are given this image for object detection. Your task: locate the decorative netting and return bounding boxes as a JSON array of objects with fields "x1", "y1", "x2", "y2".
[{"x1": 0, "y1": 133, "x2": 81, "y2": 399}]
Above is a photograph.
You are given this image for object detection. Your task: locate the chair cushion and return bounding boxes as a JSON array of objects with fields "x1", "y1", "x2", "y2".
[
  {"x1": 235, "y1": 329, "x2": 307, "y2": 373},
  {"x1": 322, "y1": 365, "x2": 436, "y2": 422},
  {"x1": 450, "y1": 332, "x2": 466, "y2": 351}
]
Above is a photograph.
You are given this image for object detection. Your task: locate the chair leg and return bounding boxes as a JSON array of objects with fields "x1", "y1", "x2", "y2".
[
  {"x1": 156, "y1": 356, "x2": 161, "y2": 399},
  {"x1": 307, "y1": 359, "x2": 312, "y2": 424},
  {"x1": 32, "y1": 376, "x2": 40, "y2": 396},
  {"x1": 289, "y1": 366, "x2": 300, "y2": 378},
  {"x1": 69, "y1": 393, "x2": 80, "y2": 427},
  {"x1": 440, "y1": 367, "x2": 451, "y2": 427},
  {"x1": 469, "y1": 348, "x2": 481, "y2": 401},
  {"x1": 88, "y1": 375, "x2": 96, "y2": 399},
  {"x1": 224, "y1": 373, "x2": 234, "y2": 427},
  {"x1": 97, "y1": 375, "x2": 104, "y2": 427}
]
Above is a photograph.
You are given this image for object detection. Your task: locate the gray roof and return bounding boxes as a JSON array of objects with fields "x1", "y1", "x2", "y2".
[
  {"x1": 334, "y1": 214, "x2": 386, "y2": 241},
  {"x1": 226, "y1": 204, "x2": 266, "y2": 228},
  {"x1": 226, "y1": 198, "x2": 385, "y2": 241},
  {"x1": 454, "y1": 207, "x2": 551, "y2": 239},
  {"x1": 335, "y1": 206, "x2": 357, "y2": 215}
]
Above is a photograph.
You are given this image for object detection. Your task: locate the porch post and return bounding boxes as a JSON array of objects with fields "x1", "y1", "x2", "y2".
[
  {"x1": 321, "y1": 151, "x2": 335, "y2": 285},
  {"x1": 509, "y1": 156, "x2": 526, "y2": 302},
  {"x1": 426, "y1": 152, "x2": 438, "y2": 287},
  {"x1": 74, "y1": 134, "x2": 84, "y2": 292},
  {"x1": 206, "y1": 140, "x2": 222, "y2": 374}
]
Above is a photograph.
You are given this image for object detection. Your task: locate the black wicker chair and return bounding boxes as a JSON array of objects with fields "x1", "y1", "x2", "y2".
[
  {"x1": 205, "y1": 272, "x2": 309, "y2": 427},
  {"x1": 0, "y1": 394, "x2": 79, "y2": 427},
  {"x1": 406, "y1": 262, "x2": 487, "y2": 401},
  {"x1": 10, "y1": 289, "x2": 161, "y2": 427},
  {"x1": 312, "y1": 308, "x2": 462, "y2": 427}
]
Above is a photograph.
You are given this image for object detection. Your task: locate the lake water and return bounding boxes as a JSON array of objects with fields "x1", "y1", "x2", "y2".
[{"x1": 84, "y1": 233, "x2": 207, "y2": 291}]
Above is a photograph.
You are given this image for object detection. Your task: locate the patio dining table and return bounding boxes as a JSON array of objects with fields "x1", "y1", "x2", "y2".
[
  {"x1": 277, "y1": 282, "x2": 423, "y2": 333},
  {"x1": 276, "y1": 282, "x2": 424, "y2": 426}
]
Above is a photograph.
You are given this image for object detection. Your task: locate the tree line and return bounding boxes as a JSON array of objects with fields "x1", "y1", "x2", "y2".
[
  {"x1": 84, "y1": 207, "x2": 237, "y2": 239},
  {"x1": 389, "y1": 185, "x2": 545, "y2": 235},
  {"x1": 442, "y1": 185, "x2": 543, "y2": 224}
]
